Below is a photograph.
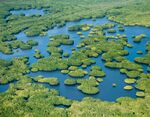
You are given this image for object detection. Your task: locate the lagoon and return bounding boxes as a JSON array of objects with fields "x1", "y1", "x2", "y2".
[{"x1": 0, "y1": 16, "x2": 149, "y2": 101}]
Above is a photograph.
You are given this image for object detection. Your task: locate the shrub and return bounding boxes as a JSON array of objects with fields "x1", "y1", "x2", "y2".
[
  {"x1": 27, "y1": 39, "x2": 38, "y2": 46},
  {"x1": 34, "y1": 76, "x2": 59, "y2": 86},
  {"x1": 107, "y1": 29, "x2": 116, "y2": 33},
  {"x1": 124, "y1": 79, "x2": 136, "y2": 84},
  {"x1": 136, "y1": 92, "x2": 145, "y2": 97},
  {"x1": 64, "y1": 79, "x2": 76, "y2": 85},
  {"x1": 34, "y1": 49, "x2": 44, "y2": 59},
  {"x1": 137, "y1": 51, "x2": 143, "y2": 54},
  {"x1": 118, "y1": 25, "x2": 125, "y2": 32},
  {"x1": 77, "y1": 78, "x2": 99, "y2": 94},
  {"x1": 68, "y1": 69, "x2": 87, "y2": 78},
  {"x1": 124, "y1": 85, "x2": 133, "y2": 90},
  {"x1": 133, "y1": 34, "x2": 146, "y2": 43},
  {"x1": 61, "y1": 70, "x2": 69, "y2": 74}
]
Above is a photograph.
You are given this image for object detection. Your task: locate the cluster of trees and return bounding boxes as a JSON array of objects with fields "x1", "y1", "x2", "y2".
[
  {"x1": 107, "y1": 29, "x2": 116, "y2": 33},
  {"x1": 0, "y1": 57, "x2": 29, "y2": 84},
  {"x1": 34, "y1": 49, "x2": 44, "y2": 59},
  {"x1": 105, "y1": 60, "x2": 142, "y2": 70},
  {"x1": 34, "y1": 76, "x2": 59, "y2": 86},
  {"x1": 11, "y1": 40, "x2": 38, "y2": 50},
  {"x1": 0, "y1": 77, "x2": 73, "y2": 117},
  {"x1": 89, "y1": 66, "x2": 105, "y2": 77},
  {"x1": 64, "y1": 78, "x2": 76, "y2": 86},
  {"x1": 133, "y1": 34, "x2": 146, "y2": 43},
  {"x1": 68, "y1": 24, "x2": 92, "y2": 31},
  {"x1": 134, "y1": 42, "x2": 150, "y2": 67},
  {"x1": 77, "y1": 77, "x2": 99, "y2": 94},
  {"x1": 68, "y1": 68, "x2": 87, "y2": 78},
  {"x1": 0, "y1": 39, "x2": 38, "y2": 54},
  {"x1": 0, "y1": 0, "x2": 150, "y2": 116},
  {"x1": 107, "y1": 0, "x2": 150, "y2": 27},
  {"x1": 118, "y1": 25, "x2": 125, "y2": 32}
]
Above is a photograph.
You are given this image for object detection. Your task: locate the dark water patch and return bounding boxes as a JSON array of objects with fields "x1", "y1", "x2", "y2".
[
  {"x1": 54, "y1": 104, "x2": 70, "y2": 108},
  {"x1": 0, "y1": 80, "x2": 17, "y2": 93}
]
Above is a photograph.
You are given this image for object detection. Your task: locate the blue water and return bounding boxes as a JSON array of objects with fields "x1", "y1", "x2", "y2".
[
  {"x1": 0, "y1": 17, "x2": 150, "y2": 101},
  {"x1": 0, "y1": 84, "x2": 9, "y2": 93},
  {"x1": 10, "y1": 9, "x2": 45, "y2": 16},
  {"x1": 0, "y1": 81, "x2": 17, "y2": 93}
]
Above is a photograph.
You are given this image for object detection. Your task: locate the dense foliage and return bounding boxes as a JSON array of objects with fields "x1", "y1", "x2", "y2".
[{"x1": 0, "y1": 0, "x2": 150, "y2": 116}]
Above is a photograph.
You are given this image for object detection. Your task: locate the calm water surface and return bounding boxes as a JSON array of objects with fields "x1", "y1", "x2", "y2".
[
  {"x1": 0, "y1": 13, "x2": 150, "y2": 101},
  {"x1": 10, "y1": 9, "x2": 45, "y2": 16}
]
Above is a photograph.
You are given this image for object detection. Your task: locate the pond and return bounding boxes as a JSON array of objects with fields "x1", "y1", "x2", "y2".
[
  {"x1": 0, "y1": 81, "x2": 17, "y2": 93},
  {"x1": 0, "y1": 16, "x2": 149, "y2": 101},
  {"x1": 10, "y1": 9, "x2": 45, "y2": 16}
]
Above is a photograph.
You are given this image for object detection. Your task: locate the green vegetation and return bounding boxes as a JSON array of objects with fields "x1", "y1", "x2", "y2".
[
  {"x1": 0, "y1": 59, "x2": 12, "y2": 67},
  {"x1": 0, "y1": 77, "x2": 73, "y2": 117},
  {"x1": 0, "y1": 57, "x2": 29, "y2": 84},
  {"x1": 64, "y1": 79, "x2": 76, "y2": 86},
  {"x1": 0, "y1": 0, "x2": 150, "y2": 55},
  {"x1": 77, "y1": 77, "x2": 99, "y2": 94},
  {"x1": 133, "y1": 34, "x2": 146, "y2": 43},
  {"x1": 27, "y1": 39, "x2": 38, "y2": 46},
  {"x1": 80, "y1": 35, "x2": 85, "y2": 39},
  {"x1": 34, "y1": 76, "x2": 59, "y2": 86},
  {"x1": 124, "y1": 85, "x2": 133, "y2": 90},
  {"x1": 34, "y1": 49, "x2": 44, "y2": 59},
  {"x1": 136, "y1": 91, "x2": 145, "y2": 97},
  {"x1": 68, "y1": 69, "x2": 87, "y2": 78},
  {"x1": 125, "y1": 70, "x2": 141, "y2": 78},
  {"x1": 68, "y1": 24, "x2": 92, "y2": 31},
  {"x1": 124, "y1": 78, "x2": 136, "y2": 84},
  {"x1": 135, "y1": 42, "x2": 150, "y2": 66},
  {"x1": 96, "y1": 78, "x2": 103, "y2": 83},
  {"x1": 48, "y1": 34, "x2": 74, "y2": 47},
  {"x1": 118, "y1": 25, "x2": 125, "y2": 32},
  {"x1": 0, "y1": 40, "x2": 38, "y2": 54},
  {"x1": 105, "y1": 60, "x2": 142, "y2": 70},
  {"x1": 102, "y1": 50, "x2": 128, "y2": 62},
  {"x1": 1, "y1": 0, "x2": 150, "y2": 116},
  {"x1": 126, "y1": 43, "x2": 133, "y2": 48},
  {"x1": 31, "y1": 57, "x2": 68, "y2": 72},
  {"x1": 89, "y1": 66, "x2": 105, "y2": 77},
  {"x1": 77, "y1": 32, "x2": 82, "y2": 35},
  {"x1": 107, "y1": 29, "x2": 116, "y2": 33},
  {"x1": 137, "y1": 50, "x2": 143, "y2": 54},
  {"x1": 102, "y1": 23, "x2": 115, "y2": 29},
  {"x1": 82, "y1": 24, "x2": 92, "y2": 31},
  {"x1": 61, "y1": 70, "x2": 69, "y2": 74},
  {"x1": 63, "y1": 52, "x2": 70, "y2": 58}
]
